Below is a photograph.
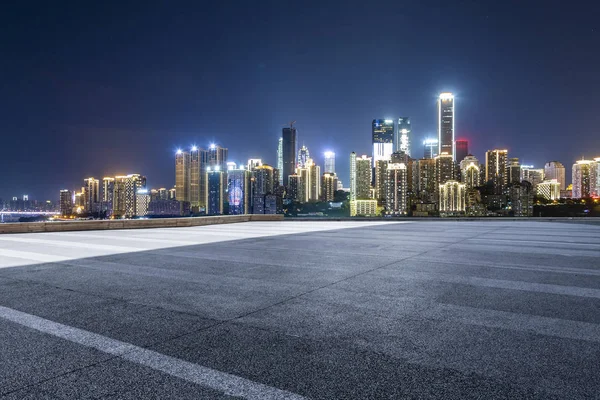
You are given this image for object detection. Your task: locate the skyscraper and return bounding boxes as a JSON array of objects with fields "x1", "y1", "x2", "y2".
[
  {"x1": 206, "y1": 168, "x2": 224, "y2": 215},
  {"x1": 277, "y1": 138, "x2": 283, "y2": 186},
  {"x1": 83, "y1": 177, "x2": 99, "y2": 213},
  {"x1": 439, "y1": 181, "x2": 466, "y2": 213},
  {"x1": 544, "y1": 161, "x2": 566, "y2": 191},
  {"x1": 460, "y1": 155, "x2": 481, "y2": 190},
  {"x1": 282, "y1": 124, "x2": 297, "y2": 185},
  {"x1": 352, "y1": 154, "x2": 372, "y2": 200},
  {"x1": 135, "y1": 189, "x2": 150, "y2": 216},
  {"x1": 298, "y1": 145, "x2": 310, "y2": 169},
  {"x1": 324, "y1": 151, "x2": 335, "y2": 174},
  {"x1": 207, "y1": 144, "x2": 228, "y2": 171},
  {"x1": 375, "y1": 159, "x2": 389, "y2": 205},
  {"x1": 228, "y1": 168, "x2": 251, "y2": 215},
  {"x1": 520, "y1": 165, "x2": 545, "y2": 188},
  {"x1": 372, "y1": 119, "x2": 394, "y2": 167},
  {"x1": 486, "y1": 149, "x2": 508, "y2": 195},
  {"x1": 435, "y1": 153, "x2": 455, "y2": 186},
  {"x1": 572, "y1": 159, "x2": 593, "y2": 198},
  {"x1": 508, "y1": 158, "x2": 521, "y2": 185},
  {"x1": 59, "y1": 189, "x2": 72, "y2": 216},
  {"x1": 287, "y1": 174, "x2": 301, "y2": 202},
  {"x1": 385, "y1": 163, "x2": 408, "y2": 215},
  {"x1": 455, "y1": 139, "x2": 468, "y2": 164},
  {"x1": 438, "y1": 93, "x2": 455, "y2": 160},
  {"x1": 396, "y1": 117, "x2": 411, "y2": 156},
  {"x1": 247, "y1": 158, "x2": 263, "y2": 171},
  {"x1": 252, "y1": 164, "x2": 275, "y2": 212},
  {"x1": 417, "y1": 158, "x2": 436, "y2": 203},
  {"x1": 101, "y1": 177, "x2": 115, "y2": 204},
  {"x1": 190, "y1": 147, "x2": 201, "y2": 211},
  {"x1": 320, "y1": 173, "x2": 338, "y2": 202},
  {"x1": 423, "y1": 138, "x2": 439, "y2": 159},
  {"x1": 175, "y1": 149, "x2": 191, "y2": 203},
  {"x1": 350, "y1": 152, "x2": 357, "y2": 201}
]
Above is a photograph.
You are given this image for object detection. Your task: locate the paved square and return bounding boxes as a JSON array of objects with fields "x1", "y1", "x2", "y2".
[{"x1": 0, "y1": 220, "x2": 599, "y2": 399}]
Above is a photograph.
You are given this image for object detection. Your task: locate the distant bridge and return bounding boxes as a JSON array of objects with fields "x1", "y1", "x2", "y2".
[{"x1": 0, "y1": 211, "x2": 60, "y2": 223}]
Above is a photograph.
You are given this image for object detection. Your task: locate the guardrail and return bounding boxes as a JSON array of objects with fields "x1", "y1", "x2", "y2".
[{"x1": 0, "y1": 214, "x2": 283, "y2": 234}]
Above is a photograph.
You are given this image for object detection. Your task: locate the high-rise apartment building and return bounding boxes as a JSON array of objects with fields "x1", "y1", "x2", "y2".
[
  {"x1": 460, "y1": 155, "x2": 480, "y2": 190},
  {"x1": 486, "y1": 149, "x2": 508, "y2": 195},
  {"x1": 438, "y1": 93, "x2": 455, "y2": 160},
  {"x1": 190, "y1": 147, "x2": 201, "y2": 211},
  {"x1": 352, "y1": 154, "x2": 372, "y2": 200},
  {"x1": 277, "y1": 138, "x2": 283, "y2": 186},
  {"x1": 101, "y1": 177, "x2": 115, "y2": 204},
  {"x1": 572, "y1": 160, "x2": 593, "y2": 198},
  {"x1": 206, "y1": 168, "x2": 224, "y2": 215},
  {"x1": 206, "y1": 144, "x2": 228, "y2": 172},
  {"x1": 282, "y1": 125, "x2": 297, "y2": 185},
  {"x1": 135, "y1": 189, "x2": 150, "y2": 216},
  {"x1": 320, "y1": 173, "x2": 338, "y2": 202},
  {"x1": 544, "y1": 161, "x2": 566, "y2": 191},
  {"x1": 417, "y1": 158, "x2": 436, "y2": 202},
  {"x1": 350, "y1": 152, "x2": 357, "y2": 201},
  {"x1": 396, "y1": 117, "x2": 411, "y2": 156},
  {"x1": 520, "y1": 166, "x2": 545, "y2": 188},
  {"x1": 175, "y1": 150, "x2": 191, "y2": 203},
  {"x1": 252, "y1": 165, "x2": 275, "y2": 212},
  {"x1": 385, "y1": 163, "x2": 408, "y2": 215},
  {"x1": 297, "y1": 159, "x2": 320, "y2": 202},
  {"x1": 423, "y1": 138, "x2": 438, "y2": 159},
  {"x1": 508, "y1": 158, "x2": 521, "y2": 185},
  {"x1": 439, "y1": 181, "x2": 466, "y2": 213},
  {"x1": 435, "y1": 153, "x2": 455, "y2": 186},
  {"x1": 287, "y1": 174, "x2": 301, "y2": 202},
  {"x1": 324, "y1": 151, "x2": 335, "y2": 174},
  {"x1": 455, "y1": 139, "x2": 468, "y2": 164},
  {"x1": 83, "y1": 177, "x2": 99, "y2": 213},
  {"x1": 59, "y1": 190, "x2": 72, "y2": 216},
  {"x1": 228, "y1": 168, "x2": 251, "y2": 215},
  {"x1": 372, "y1": 119, "x2": 394, "y2": 167}
]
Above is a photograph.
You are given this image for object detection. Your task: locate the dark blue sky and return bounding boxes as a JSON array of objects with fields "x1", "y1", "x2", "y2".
[{"x1": 2, "y1": 1, "x2": 599, "y2": 200}]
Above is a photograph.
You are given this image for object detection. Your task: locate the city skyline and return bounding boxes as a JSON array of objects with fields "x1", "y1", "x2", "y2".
[{"x1": 2, "y1": 3, "x2": 599, "y2": 200}]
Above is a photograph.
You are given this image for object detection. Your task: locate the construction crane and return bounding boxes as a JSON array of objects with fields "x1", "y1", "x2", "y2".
[{"x1": 289, "y1": 120, "x2": 296, "y2": 129}]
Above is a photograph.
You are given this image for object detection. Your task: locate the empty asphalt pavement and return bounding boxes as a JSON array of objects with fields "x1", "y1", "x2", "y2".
[{"x1": 1, "y1": 220, "x2": 599, "y2": 399}]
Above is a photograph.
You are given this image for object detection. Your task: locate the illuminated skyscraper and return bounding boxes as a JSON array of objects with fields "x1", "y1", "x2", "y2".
[
  {"x1": 520, "y1": 165, "x2": 544, "y2": 188},
  {"x1": 101, "y1": 177, "x2": 115, "y2": 204},
  {"x1": 83, "y1": 177, "x2": 99, "y2": 213},
  {"x1": 385, "y1": 163, "x2": 408, "y2": 215},
  {"x1": 297, "y1": 145, "x2": 310, "y2": 169},
  {"x1": 396, "y1": 117, "x2": 411, "y2": 156},
  {"x1": 228, "y1": 168, "x2": 251, "y2": 215},
  {"x1": 352, "y1": 154, "x2": 372, "y2": 200},
  {"x1": 486, "y1": 149, "x2": 508, "y2": 195},
  {"x1": 375, "y1": 159, "x2": 389, "y2": 205},
  {"x1": 320, "y1": 173, "x2": 338, "y2": 202},
  {"x1": 288, "y1": 174, "x2": 301, "y2": 202},
  {"x1": 324, "y1": 151, "x2": 335, "y2": 174},
  {"x1": 247, "y1": 158, "x2": 263, "y2": 171},
  {"x1": 439, "y1": 181, "x2": 466, "y2": 213},
  {"x1": 252, "y1": 165, "x2": 275, "y2": 211},
  {"x1": 460, "y1": 155, "x2": 480, "y2": 190},
  {"x1": 297, "y1": 159, "x2": 320, "y2": 202},
  {"x1": 417, "y1": 158, "x2": 436, "y2": 202},
  {"x1": 372, "y1": 119, "x2": 394, "y2": 167},
  {"x1": 572, "y1": 159, "x2": 593, "y2": 198},
  {"x1": 190, "y1": 147, "x2": 201, "y2": 211},
  {"x1": 435, "y1": 153, "x2": 455, "y2": 186},
  {"x1": 282, "y1": 124, "x2": 297, "y2": 185},
  {"x1": 455, "y1": 139, "x2": 468, "y2": 164},
  {"x1": 59, "y1": 189, "x2": 73, "y2": 216},
  {"x1": 207, "y1": 144, "x2": 228, "y2": 171},
  {"x1": 544, "y1": 161, "x2": 566, "y2": 191},
  {"x1": 206, "y1": 168, "x2": 224, "y2": 215},
  {"x1": 175, "y1": 150, "x2": 191, "y2": 203},
  {"x1": 423, "y1": 138, "x2": 438, "y2": 159},
  {"x1": 438, "y1": 93, "x2": 455, "y2": 160},
  {"x1": 135, "y1": 189, "x2": 150, "y2": 216},
  {"x1": 277, "y1": 138, "x2": 283, "y2": 186}
]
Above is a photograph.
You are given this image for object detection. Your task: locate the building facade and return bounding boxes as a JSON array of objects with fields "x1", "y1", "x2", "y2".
[
  {"x1": 544, "y1": 161, "x2": 566, "y2": 191},
  {"x1": 282, "y1": 125, "x2": 297, "y2": 186},
  {"x1": 396, "y1": 117, "x2": 411, "y2": 156},
  {"x1": 438, "y1": 93, "x2": 455, "y2": 160},
  {"x1": 486, "y1": 149, "x2": 508, "y2": 195},
  {"x1": 372, "y1": 119, "x2": 394, "y2": 167}
]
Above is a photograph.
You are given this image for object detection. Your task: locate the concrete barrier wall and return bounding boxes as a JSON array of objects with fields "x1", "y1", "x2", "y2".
[{"x1": 0, "y1": 214, "x2": 284, "y2": 234}]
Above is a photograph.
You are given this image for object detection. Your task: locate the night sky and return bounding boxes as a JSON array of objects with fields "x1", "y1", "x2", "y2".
[{"x1": 2, "y1": 1, "x2": 599, "y2": 201}]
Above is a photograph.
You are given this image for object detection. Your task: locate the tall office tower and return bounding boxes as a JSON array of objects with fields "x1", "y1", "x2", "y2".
[
  {"x1": 520, "y1": 166, "x2": 545, "y2": 188},
  {"x1": 423, "y1": 138, "x2": 439, "y2": 159},
  {"x1": 101, "y1": 177, "x2": 115, "y2": 204},
  {"x1": 247, "y1": 159, "x2": 263, "y2": 171},
  {"x1": 59, "y1": 190, "x2": 73, "y2": 216},
  {"x1": 83, "y1": 177, "x2": 99, "y2": 213},
  {"x1": 418, "y1": 158, "x2": 436, "y2": 202},
  {"x1": 486, "y1": 149, "x2": 508, "y2": 195},
  {"x1": 536, "y1": 179, "x2": 561, "y2": 200},
  {"x1": 297, "y1": 145, "x2": 310, "y2": 169},
  {"x1": 308, "y1": 159, "x2": 320, "y2": 201},
  {"x1": 228, "y1": 168, "x2": 251, "y2": 215},
  {"x1": 439, "y1": 181, "x2": 466, "y2": 213},
  {"x1": 460, "y1": 155, "x2": 481, "y2": 190},
  {"x1": 135, "y1": 189, "x2": 150, "y2": 216},
  {"x1": 372, "y1": 119, "x2": 394, "y2": 168},
  {"x1": 287, "y1": 174, "x2": 301, "y2": 202},
  {"x1": 375, "y1": 159, "x2": 389, "y2": 205},
  {"x1": 124, "y1": 174, "x2": 146, "y2": 217},
  {"x1": 438, "y1": 93, "x2": 455, "y2": 160},
  {"x1": 190, "y1": 147, "x2": 201, "y2": 211},
  {"x1": 175, "y1": 150, "x2": 191, "y2": 203},
  {"x1": 324, "y1": 151, "x2": 335, "y2": 174},
  {"x1": 206, "y1": 168, "x2": 225, "y2": 215},
  {"x1": 354, "y1": 155, "x2": 372, "y2": 200},
  {"x1": 508, "y1": 158, "x2": 521, "y2": 184},
  {"x1": 572, "y1": 159, "x2": 593, "y2": 198},
  {"x1": 277, "y1": 137, "x2": 283, "y2": 186},
  {"x1": 396, "y1": 117, "x2": 411, "y2": 156},
  {"x1": 385, "y1": 163, "x2": 408, "y2": 215},
  {"x1": 320, "y1": 173, "x2": 338, "y2": 202},
  {"x1": 282, "y1": 124, "x2": 297, "y2": 185},
  {"x1": 455, "y1": 139, "x2": 468, "y2": 164},
  {"x1": 435, "y1": 153, "x2": 455, "y2": 186},
  {"x1": 544, "y1": 161, "x2": 566, "y2": 191}
]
